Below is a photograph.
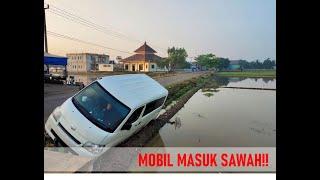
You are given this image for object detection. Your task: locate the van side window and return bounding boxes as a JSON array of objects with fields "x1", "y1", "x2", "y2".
[
  {"x1": 126, "y1": 106, "x2": 144, "y2": 124},
  {"x1": 143, "y1": 96, "x2": 166, "y2": 116}
]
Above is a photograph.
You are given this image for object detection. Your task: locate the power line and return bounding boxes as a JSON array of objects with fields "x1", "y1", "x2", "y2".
[
  {"x1": 48, "y1": 9, "x2": 126, "y2": 42},
  {"x1": 50, "y1": 4, "x2": 141, "y2": 43},
  {"x1": 46, "y1": 3, "x2": 168, "y2": 54},
  {"x1": 48, "y1": 8, "x2": 168, "y2": 52},
  {"x1": 47, "y1": 30, "x2": 133, "y2": 54}
]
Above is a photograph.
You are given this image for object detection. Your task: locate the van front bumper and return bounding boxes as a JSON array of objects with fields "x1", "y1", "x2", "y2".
[{"x1": 45, "y1": 114, "x2": 108, "y2": 157}]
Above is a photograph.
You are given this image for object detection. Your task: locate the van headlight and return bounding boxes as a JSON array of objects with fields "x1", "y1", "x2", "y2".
[
  {"x1": 52, "y1": 106, "x2": 62, "y2": 122},
  {"x1": 83, "y1": 142, "x2": 105, "y2": 154}
]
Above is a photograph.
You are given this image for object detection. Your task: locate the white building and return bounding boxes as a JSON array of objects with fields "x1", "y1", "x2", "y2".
[
  {"x1": 66, "y1": 53, "x2": 109, "y2": 73},
  {"x1": 98, "y1": 63, "x2": 114, "y2": 72}
]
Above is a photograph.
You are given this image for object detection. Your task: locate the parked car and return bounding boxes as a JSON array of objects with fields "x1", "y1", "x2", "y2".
[
  {"x1": 44, "y1": 72, "x2": 66, "y2": 84},
  {"x1": 45, "y1": 74, "x2": 168, "y2": 156}
]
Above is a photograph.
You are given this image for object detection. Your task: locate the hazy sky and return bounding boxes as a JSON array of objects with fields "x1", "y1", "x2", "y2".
[{"x1": 45, "y1": 0, "x2": 276, "y2": 61}]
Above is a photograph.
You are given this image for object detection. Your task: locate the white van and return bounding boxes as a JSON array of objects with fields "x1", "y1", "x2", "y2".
[{"x1": 45, "y1": 74, "x2": 168, "y2": 156}]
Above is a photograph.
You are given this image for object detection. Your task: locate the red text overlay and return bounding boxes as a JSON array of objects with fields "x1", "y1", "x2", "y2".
[{"x1": 138, "y1": 153, "x2": 269, "y2": 168}]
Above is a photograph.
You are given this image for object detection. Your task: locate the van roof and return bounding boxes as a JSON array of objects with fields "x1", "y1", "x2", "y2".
[{"x1": 97, "y1": 74, "x2": 168, "y2": 109}]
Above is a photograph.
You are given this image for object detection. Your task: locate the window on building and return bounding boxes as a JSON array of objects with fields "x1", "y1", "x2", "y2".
[
  {"x1": 143, "y1": 97, "x2": 166, "y2": 116},
  {"x1": 146, "y1": 64, "x2": 148, "y2": 69},
  {"x1": 125, "y1": 64, "x2": 129, "y2": 70},
  {"x1": 151, "y1": 64, "x2": 155, "y2": 69}
]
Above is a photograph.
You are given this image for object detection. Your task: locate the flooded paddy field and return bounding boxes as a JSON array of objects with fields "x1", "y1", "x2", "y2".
[{"x1": 146, "y1": 76, "x2": 276, "y2": 147}]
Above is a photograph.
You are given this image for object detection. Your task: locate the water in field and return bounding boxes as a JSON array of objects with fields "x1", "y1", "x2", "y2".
[{"x1": 146, "y1": 77, "x2": 276, "y2": 147}]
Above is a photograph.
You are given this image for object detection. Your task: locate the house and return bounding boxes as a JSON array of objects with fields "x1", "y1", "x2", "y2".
[
  {"x1": 66, "y1": 53, "x2": 109, "y2": 73},
  {"x1": 120, "y1": 42, "x2": 163, "y2": 72},
  {"x1": 227, "y1": 60, "x2": 241, "y2": 71}
]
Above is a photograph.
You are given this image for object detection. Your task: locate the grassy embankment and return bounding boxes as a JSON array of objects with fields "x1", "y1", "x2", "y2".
[
  {"x1": 216, "y1": 70, "x2": 276, "y2": 78},
  {"x1": 164, "y1": 73, "x2": 216, "y2": 107}
]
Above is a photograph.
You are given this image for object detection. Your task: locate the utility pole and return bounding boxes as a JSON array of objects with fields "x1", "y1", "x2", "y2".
[{"x1": 44, "y1": 4, "x2": 49, "y2": 53}]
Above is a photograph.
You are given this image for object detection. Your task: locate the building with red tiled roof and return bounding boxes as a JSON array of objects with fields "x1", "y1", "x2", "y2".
[{"x1": 120, "y1": 42, "x2": 164, "y2": 72}]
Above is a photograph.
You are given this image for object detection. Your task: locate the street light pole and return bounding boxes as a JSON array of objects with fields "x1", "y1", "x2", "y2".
[
  {"x1": 44, "y1": 4, "x2": 50, "y2": 74},
  {"x1": 44, "y1": 4, "x2": 49, "y2": 53}
]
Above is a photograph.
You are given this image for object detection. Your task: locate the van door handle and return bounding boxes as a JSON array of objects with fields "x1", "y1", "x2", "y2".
[{"x1": 135, "y1": 122, "x2": 141, "y2": 126}]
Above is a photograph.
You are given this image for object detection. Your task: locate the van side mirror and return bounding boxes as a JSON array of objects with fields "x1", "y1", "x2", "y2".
[{"x1": 121, "y1": 123, "x2": 132, "y2": 130}]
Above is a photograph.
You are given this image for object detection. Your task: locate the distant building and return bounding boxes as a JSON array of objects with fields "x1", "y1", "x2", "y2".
[
  {"x1": 44, "y1": 52, "x2": 68, "y2": 79},
  {"x1": 116, "y1": 56, "x2": 122, "y2": 62},
  {"x1": 98, "y1": 63, "x2": 114, "y2": 72},
  {"x1": 66, "y1": 53, "x2": 109, "y2": 73},
  {"x1": 227, "y1": 60, "x2": 241, "y2": 71},
  {"x1": 108, "y1": 59, "x2": 124, "y2": 71},
  {"x1": 190, "y1": 61, "x2": 206, "y2": 71},
  {"x1": 120, "y1": 42, "x2": 164, "y2": 72}
]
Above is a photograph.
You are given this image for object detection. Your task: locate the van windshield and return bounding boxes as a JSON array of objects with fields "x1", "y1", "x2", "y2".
[{"x1": 72, "y1": 82, "x2": 130, "y2": 132}]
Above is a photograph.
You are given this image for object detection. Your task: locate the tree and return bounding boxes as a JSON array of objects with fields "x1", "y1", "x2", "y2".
[
  {"x1": 236, "y1": 59, "x2": 276, "y2": 70},
  {"x1": 262, "y1": 58, "x2": 274, "y2": 69},
  {"x1": 167, "y1": 47, "x2": 188, "y2": 71},
  {"x1": 156, "y1": 57, "x2": 170, "y2": 69},
  {"x1": 181, "y1": 61, "x2": 191, "y2": 69},
  {"x1": 195, "y1": 53, "x2": 220, "y2": 69},
  {"x1": 250, "y1": 60, "x2": 263, "y2": 69},
  {"x1": 239, "y1": 60, "x2": 249, "y2": 69},
  {"x1": 217, "y1": 57, "x2": 230, "y2": 71}
]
